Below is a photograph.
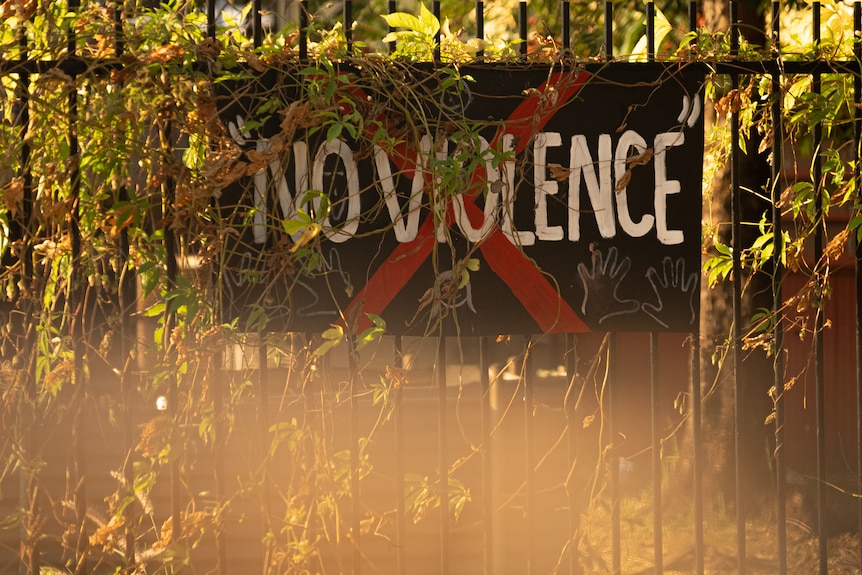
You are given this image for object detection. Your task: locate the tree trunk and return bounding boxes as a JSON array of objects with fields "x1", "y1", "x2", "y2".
[{"x1": 695, "y1": 0, "x2": 774, "y2": 509}]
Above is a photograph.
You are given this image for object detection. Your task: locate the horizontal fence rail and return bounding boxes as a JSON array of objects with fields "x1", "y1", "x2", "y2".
[{"x1": 0, "y1": 1, "x2": 860, "y2": 574}]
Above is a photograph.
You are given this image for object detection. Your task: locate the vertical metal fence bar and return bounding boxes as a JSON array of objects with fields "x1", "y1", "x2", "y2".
[
  {"x1": 252, "y1": 0, "x2": 262, "y2": 47},
  {"x1": 608, "y1": 334, "x2": 621, "y2": 575},
  {"x1": 388, "y1": 0, "x2": 397, "y2": 53},
  {"x1": 344, "y1": 0, "x2": 353, "y2": 55},
  {"x1": 433, "y1": 0, "x2": 441, "y2": 60},
  {"x1": 519, "y1": 1, "x2": 527, "y2": 58},
  {"x1": 855, "y1": 4, "x2": 862, "y2": 571},
  {"x1": 479, "y1": 336, "x2": 493, "y2": 575},
  {"x1": 476, "y1": 1, "x2": 484, "y2": 59},
  {"x1": 688, "y1": 7, "x2": 702, "y2": 575},
  {"x1": 814, "y1": 123, "x2": 828, "y2": 566},
  {"x1": 114, "y1": 0, "x2": 124, "y2": 54},
  {"x1": 729, "y1": 3, "x2": 746, "y2": 573},
  {"x1": 646, "y1": 1, "x2": 655, "y2": 59},
  {"x1": 524, "y1": 337, "x2": 535, "y2": 575},
  {"x1": 71, "y1": 143, "x2": 88, "y2": 572},
  {"x1": 211, "y1": 0, "x2": 230, "y2": 562},
  {"x1": 561, "y1": 0, "x2": 570, "y2": 52},
  {"x1": 161, "y1": 103, "x2": 182, "y2": 555},
  {"x1": 811, "y1": 4, "x2": 827, "y2": 574},
  {"x1": 689, "y1": 1, "x2": 697, "y2": 44},
  {"x1": 650, "y1": 333, "x2": 663, "y2": 574},
  {"x1": 437, "y1": 336, "x2": 450, "y2": 575},
  {"x1": 207, "y1": 0, "x2": 215, "y2": 39},
  {"x1": 257, "y1": 340, "x2": 271, "y2": 567},
  {"x1": 349, "y1": 340, "x2": 362, "y2": 574},
  {"x1": 66, "y1": 4, "x2": 88, "y2": 569},
  {"x1": 604, "y1": 1, "x2": 612, "y2": 60},
  {"x1": 14, "y1": 17, "x2": 38, "y2": 574},
  {"x1": 394, "y1": 335, "x2": 406, "y2": 575},
  {"x1": 691, "y1": 332, "x2": 704, "y2": 574},
  {"x1": 18, "y1": 74, "x2": 32, "y2": 575},
  {"x1": 564, "y1": 334, "x2": 580, "y2": 575},
  {"x1": 212, "y1": 358, "x2": 227, "y2": 574},
  {"x1": 112, "y1": 9, "x2": 134, "y2": 563},
  {"x1": 299, "y1": 0, "x2": 308, "y2": 60},
  {"x1": 14, "y1": 18, "x2": 30, "y2": 263},
  {"x1": 67, "y1": 0, "x2": 77, "y2": 54},
  {"x1": 770, "y1": 3, "x2": 787, "y2": 574},
  {"x1": 120, "y1": 301, "x2": 136, "y2": 569},
  {"x1": 118, "y1": 169, "x2": 137, "y2": 571}
]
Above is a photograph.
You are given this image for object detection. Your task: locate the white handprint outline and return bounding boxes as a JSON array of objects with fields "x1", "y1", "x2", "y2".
[
  {"x1": 642, "y1": 256, "x2": 698, "y2": 328},
  {"x1": 577, "y1": 245, "x2": 640, "y2": 324}
]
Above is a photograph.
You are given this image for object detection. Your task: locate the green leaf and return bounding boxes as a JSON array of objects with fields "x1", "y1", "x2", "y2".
[
  {"x1": 321, "y1": 326, "x2": 343, "y2": 340},
  {"x1": 313, "y1": 325, "x2": 344, "y2": 357},
  {"x1": 144, "y1": 301, "x2": 166, "y2": 318},
  {"x1": 282, "y1": 218, "x2": 307, "y2": 236},
  {"x1": 714, "y1": 242, "x2": 732, "y2": 256},
  {"x1": 139, "y1": 261, "x2": 161, "y2": 297},
  {"x1": 268, "y1": 418, "x2": 300, "y2": 453},
  {"x1": 418, "y1": 2, "x2": 439, "y2": 36},
  {"x1": 447, "y1": 478, "x2": 471, "y2": 521},
  {"x1": 750, "y1": 232, "x2": 772, "y2": 251},
  {"x1": 380, "y1": 12, "x2": 423, "y2": 32},
  {"x1": 356, "y1": 314, "x2": 386, "y2": 350},
  {"x1": 246, "y1": 304, "x2": 269, "y2": 333},
  {"x1": 850, "y1": 212, "x2": 862, "y2": 242},
  {"x1": 371, "y1": 375, "x2": 390, "y2": 406},
  {"x1": 326, "y1": 123, "x2": 343, "y2": 143},
  {"x1": 459, "y1": 269, "x2": 470, "y2": 289},
  {"x1": 342, "y1": 122, "x2": 357, "y2": 139},
  {"x1": 380, "y1": 31, "x2": 401, "y2": 45}
]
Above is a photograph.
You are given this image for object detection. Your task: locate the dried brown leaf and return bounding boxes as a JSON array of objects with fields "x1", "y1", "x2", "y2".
[
  {"x1": 89, "y1": 516, "x2": 125, "y2": 550},
  {"x1": 716, "y1": 89, "x2": 743, "y2": 116},
  {"x1": 614, "y1": 148, "x2": 653, "y2": 193},
  {"x1": 757, "y1": 131, "x2": 773, "y2": 155},
  {"x1": 3, "y1": 177, "x2": 23, "y2": 216},
  {"x1": 615, "y1": 170, "x2": 632, "y2": 193},
  {"x1": 548, "y1": 163, "x2": 571, "y2": 182},
  {"x1": 247, "y1": 53, "x2": 266, "y2": 73},
  {"x1": 628, "y1": 147, "x2": 653, "y2": 167},
  {"x1": 0, "y1": 0, "x2": 36, "y2": 20},
  {"x1": 196, "y1": 37, "x2": 221, "y2": 60},
  {"x1": 824, "y1": 227, "x2": 849, "y2": 263},
  {"x1": 778, "y1": 186, "x2": 794, "y2": 208},
  {"x1": 245, "y1": 149, "x2": 272, "y2": 175},
  {"x1": 146, "y1": 44, "x2": 185, "y2": 64}
]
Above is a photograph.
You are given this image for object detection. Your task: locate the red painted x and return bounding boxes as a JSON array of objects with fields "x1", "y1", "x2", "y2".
[{"x1": 343, "y1": 71, "x2": 591, "y2": 334}]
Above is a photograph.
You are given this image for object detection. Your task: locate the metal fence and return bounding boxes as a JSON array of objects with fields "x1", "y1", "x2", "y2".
[{"x1": 0, "y1": 0, "x2": 860, "y2": 574}]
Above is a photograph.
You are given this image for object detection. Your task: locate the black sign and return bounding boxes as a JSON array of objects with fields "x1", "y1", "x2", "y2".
[{"x1": 217, "y1": 64, "x2": 704, "y2": 335}]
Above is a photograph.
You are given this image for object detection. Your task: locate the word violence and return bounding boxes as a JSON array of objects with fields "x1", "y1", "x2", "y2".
[{"x1": 244, "y1": 129, "x2": 690, "y2": 247}]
